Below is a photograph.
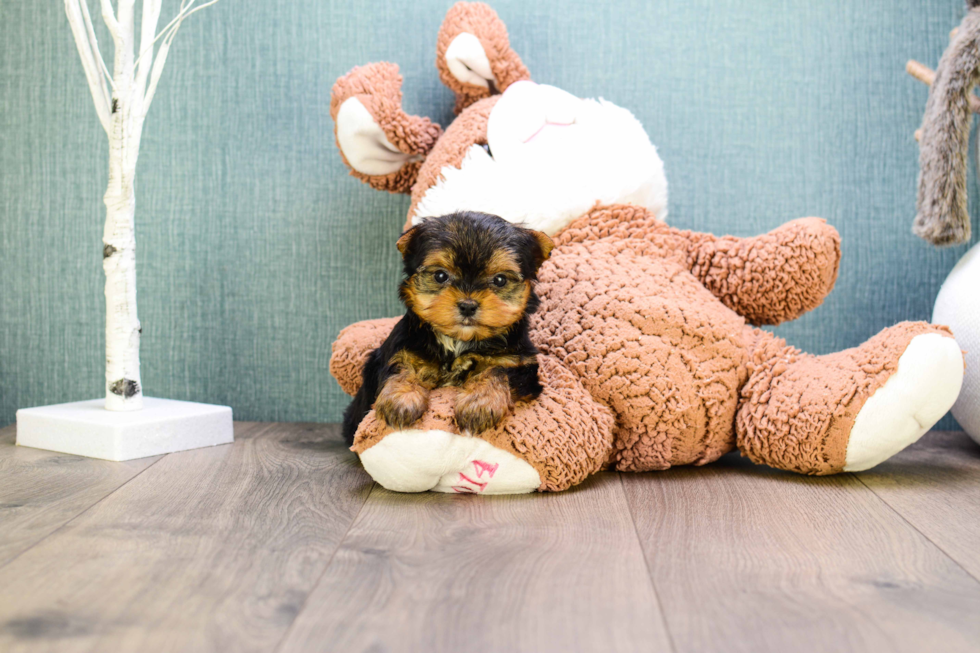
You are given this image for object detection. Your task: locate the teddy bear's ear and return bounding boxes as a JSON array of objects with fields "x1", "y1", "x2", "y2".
[
  {"x1": 436, "y1": 2, "x2": 532, "y2": 114},
  {"x1": 331, "y1": 62, "x2": 443, "y2": 194}
]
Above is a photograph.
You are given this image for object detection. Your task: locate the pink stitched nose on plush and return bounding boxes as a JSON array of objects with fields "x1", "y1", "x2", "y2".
[
  {"x1": 487, "y1": 80, "x2": 580, "y2": 163},
  {"x1": 523, "y1": 120, "x2": 573, "y2": 144}
]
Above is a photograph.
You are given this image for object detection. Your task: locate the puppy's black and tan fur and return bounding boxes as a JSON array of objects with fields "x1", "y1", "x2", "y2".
[{"x1": 342, "y1": 211, "x2": 554, "y2": 446}]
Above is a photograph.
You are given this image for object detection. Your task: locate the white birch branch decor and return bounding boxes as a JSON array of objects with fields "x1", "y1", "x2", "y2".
[{"x1": 64, "y1": 0, "x2": 220, "y2": 411}]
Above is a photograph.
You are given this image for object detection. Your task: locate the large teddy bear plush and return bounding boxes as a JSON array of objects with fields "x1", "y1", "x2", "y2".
[{"x1": 329, "y1": 2, "x2": 965, "y2": 494}]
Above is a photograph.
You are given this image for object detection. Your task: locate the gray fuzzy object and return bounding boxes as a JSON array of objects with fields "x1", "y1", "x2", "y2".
[{"x1": 915, "y1": 3, "x2": 980, "y2": 246}]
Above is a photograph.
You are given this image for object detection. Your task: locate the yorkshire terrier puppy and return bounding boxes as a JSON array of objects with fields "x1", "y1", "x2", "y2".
[{"x1": 342, "y1": 211, "x2": 554, "y2": 446}]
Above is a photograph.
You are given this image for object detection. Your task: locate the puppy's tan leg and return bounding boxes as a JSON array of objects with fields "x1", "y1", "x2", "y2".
[
  {"x1": 374, "y1": 352, "x2": 439, "y2": 430},
  {"x1": 374, "y1": 370, "x2": 431, "y2": 429},
  {"x1": 454, "y1": 368, "x2": 513, "y2": 434}
]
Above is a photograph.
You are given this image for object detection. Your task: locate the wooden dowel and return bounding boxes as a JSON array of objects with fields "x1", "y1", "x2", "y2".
[
  {"x1": 907, "y1": 59, "x2": 936, "y2": 85},
  {"x1": 906, "y1": 59, "x2": 980, "y2": 113},
  {"x1": 910, "y1": 25, "x2": 975, "y2": 140}
]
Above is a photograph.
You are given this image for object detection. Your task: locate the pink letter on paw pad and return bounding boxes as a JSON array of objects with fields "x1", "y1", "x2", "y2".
[
  {"x1": 472, "y1": 460, "x2": 499, "y2": 479},
  {"x1": 457, "y1": 472, "x2": 487, "y2": 492}
]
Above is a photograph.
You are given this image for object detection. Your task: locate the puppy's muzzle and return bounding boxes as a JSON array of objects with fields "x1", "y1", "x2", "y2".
[{"x1": 457, "y1": 299, "x2": 479, "y2": 318}]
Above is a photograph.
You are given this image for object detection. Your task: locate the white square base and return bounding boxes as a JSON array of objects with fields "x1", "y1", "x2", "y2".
[{"x1": 16, "y1": 397, "x2": 234, "y2": 461}]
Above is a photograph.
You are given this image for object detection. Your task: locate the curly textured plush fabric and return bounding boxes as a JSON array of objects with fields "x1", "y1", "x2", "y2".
[
  {"x1": 682, "y1": 219, "x2": 841, "y2": 326},
  {"x1": 554, "y1": 204, "x2": 841, "y2": 326},
  {"x1": 330, "y1": 317, "x2": 401, "y2": 396},
  {"x1": 531, "y1": 232, "x2": 748, "y2": 471},
  {"x1": 331, "y1": 203, "x2": 886, "y2": 483},
  {"x1": 436, "y1": 2, "x2": 531, "y2": 114},
  {"x1": 736, "y1": 321, "x2": 955, "y2": 474},
  {"x1": 349, "y1": 355, "x2": 615, "y2": 492},
  {"x1": 327, "y1": 2, "x2": 962, "y2": 491},
  {"x1": 330, "y1": 62, "x2": 443, "y2": 193}
]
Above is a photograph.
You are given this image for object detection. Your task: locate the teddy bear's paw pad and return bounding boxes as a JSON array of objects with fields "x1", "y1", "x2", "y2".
[
  {"x1": 845, "y1": 333, "x2": 964, "y2": 472},
  {"x1": 445, "y1": 32, "x2": 496, "y2": 89},
  {"x1": 335, "y1": 97, "x2": 423, "y2": 176},
  {"x1": 358, "y1": 429, "x2": 540, "y2": 494}
]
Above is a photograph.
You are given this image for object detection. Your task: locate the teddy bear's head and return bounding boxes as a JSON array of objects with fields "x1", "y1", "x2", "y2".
[{"x1": 330, "y1": 2, "x2": 668, "y2": 236}]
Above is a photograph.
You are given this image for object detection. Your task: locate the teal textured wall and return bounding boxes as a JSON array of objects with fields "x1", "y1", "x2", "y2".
[{"x1": 1, "y1": 0, "x2": 977, "y2": 427}]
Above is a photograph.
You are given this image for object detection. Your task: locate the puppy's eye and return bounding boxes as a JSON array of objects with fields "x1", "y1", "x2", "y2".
[
  {"x1": 480, "y1": 143, "x2": 493, "y2": 158},
  {"x1": 491, "y1": 274, "x2": 508, "y2": 288},
  {"x1": 433, "y1": 270, "x2": 449, "y2": 284}
]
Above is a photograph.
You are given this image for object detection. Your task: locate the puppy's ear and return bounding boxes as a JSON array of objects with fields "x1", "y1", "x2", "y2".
[
  {"x1": 331, "y1": 63, "x2": 443, "y2": 194},
  {"x1": 396, "y1": 225, "x2": 421, "y2": 256},
  {"x1": 436, "y1": 3, "x2": 531, "y2": 114},
  {"x1": 529, "y1": 229, "x2": 554, "y2": 269}
]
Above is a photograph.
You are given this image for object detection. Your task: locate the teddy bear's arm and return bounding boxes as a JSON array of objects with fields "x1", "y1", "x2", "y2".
[
  {"x1": 330, "y1": 317, "x2": 401, "y2": 395},
  {"x1": 679, "y1": 218, "x2": 842, "y2": 326},
  {"x1": 557, "y1": 205, "x2": 841, "y2": 326}
]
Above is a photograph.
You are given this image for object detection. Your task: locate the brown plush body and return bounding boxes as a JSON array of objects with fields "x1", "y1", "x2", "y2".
[
  {"x1": 327, "y1": 3, "x2": 964, "y2": 493},
  {"x1": 333, "y1": 204, "x2": 953, "y2": 490}
]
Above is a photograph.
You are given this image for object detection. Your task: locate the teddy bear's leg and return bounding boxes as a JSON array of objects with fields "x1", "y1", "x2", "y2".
[
  {"x1": 331, "y1": 63, "x2": 443, "y2": 193},
  {"x1": 436, "y1": 2, "x2": 532, "y2": 113},
  {"x1": 356, "y1": 423, "x2": 544, "y2": 495},
  {"x1": 736, "y1": 323, "x2": 964, "y2": 474},
  {"x1": 352, "y1": 356, "x2": 615, "y2": 494}
]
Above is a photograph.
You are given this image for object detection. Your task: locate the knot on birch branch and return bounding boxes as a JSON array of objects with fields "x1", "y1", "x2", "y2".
[{"x1": 109, "y1": 378, "x2": 141, "y2": 399}]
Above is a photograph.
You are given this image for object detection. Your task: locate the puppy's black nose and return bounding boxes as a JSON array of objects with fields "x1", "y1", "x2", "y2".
[{"x1": 457, "y1": 299, "x2": 479, "y2": 317}]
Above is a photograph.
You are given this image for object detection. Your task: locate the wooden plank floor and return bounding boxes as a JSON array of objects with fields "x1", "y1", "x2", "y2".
[{"x1": 0, "y1": 423, "x2": 978, "y2": 653}]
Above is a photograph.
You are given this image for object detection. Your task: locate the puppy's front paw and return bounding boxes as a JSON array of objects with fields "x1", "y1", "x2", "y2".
[
  {"x1": 375, "y1": 384, "x2": 429, "y2": 429},
  {"x1": 455, "y1": 404, "x2": 508, "y2": 434},
  {"x1": 454, "y1": 381, "x2": 512, "y2": 434}
]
